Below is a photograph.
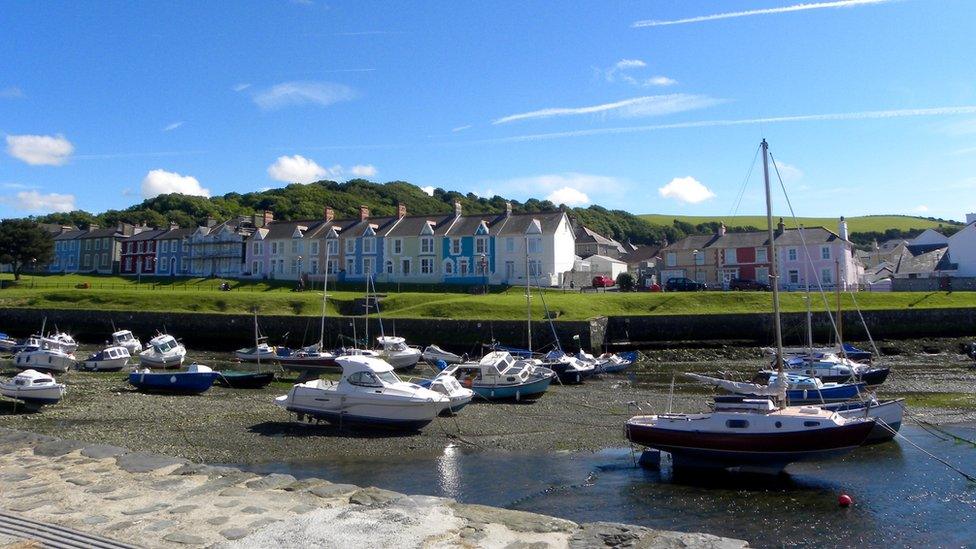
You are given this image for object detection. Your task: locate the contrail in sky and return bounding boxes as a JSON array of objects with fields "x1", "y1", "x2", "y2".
[{"x1": 632, "y1": 0, "x2": 895, "y2": 28}]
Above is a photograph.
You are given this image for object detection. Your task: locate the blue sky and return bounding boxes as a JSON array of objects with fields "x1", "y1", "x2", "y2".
[{"x1": 2, "y1": 0, "x2": 976, "y2": 222}]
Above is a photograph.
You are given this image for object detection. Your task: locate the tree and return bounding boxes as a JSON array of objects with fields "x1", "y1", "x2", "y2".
[
  {"x1": 0, "y1": 220, "x2": 54, "y2": 280},
  {"x1": 616, "y1": 272, "x2": 635, "y2": 292}
]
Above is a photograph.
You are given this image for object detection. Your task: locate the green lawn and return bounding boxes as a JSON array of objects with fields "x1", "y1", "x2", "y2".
[
  {"x1": 638, "y1": 214, "x2": 960, "y2": 233},
  {"x1": 1, "y1": 273, "x2": 975, "y2": 320}
]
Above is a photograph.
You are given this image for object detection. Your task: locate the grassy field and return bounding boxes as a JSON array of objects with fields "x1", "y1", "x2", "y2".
[
  {"x1": 638, "y1": 214, "x2": 960, "y2": 233},
  {"x1": 1, "y1": 274, "x2": 975, "y2": 320}
]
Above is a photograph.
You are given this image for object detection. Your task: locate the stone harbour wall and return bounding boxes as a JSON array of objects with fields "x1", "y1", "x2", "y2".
[{"x1": 0, "y1": 428, "x2": 749, "y2": 548}]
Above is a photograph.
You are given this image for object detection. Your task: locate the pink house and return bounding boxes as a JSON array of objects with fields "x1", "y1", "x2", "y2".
[{"x1": 774, "y1": 218, "x2": 861, "y2": 291}]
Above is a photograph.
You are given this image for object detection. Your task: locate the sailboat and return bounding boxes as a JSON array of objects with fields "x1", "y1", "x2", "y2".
[
  {"x1": 235, "y1": 311, "x2": 277, "y2": 362},
  {"x1": 625, "y1": 140, "x2": 875, "y2": 473},
  {"x1": 277, "y1": 247, "x2": 339, "y2": 372},
  {"x1": 344, "y1": 275, "x2": 421, "y2": 370}
]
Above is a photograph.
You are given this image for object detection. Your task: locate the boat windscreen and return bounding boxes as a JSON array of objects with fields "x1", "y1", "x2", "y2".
[{"x1": 376, "y1": 371, "x2": 401, "y2": 385}]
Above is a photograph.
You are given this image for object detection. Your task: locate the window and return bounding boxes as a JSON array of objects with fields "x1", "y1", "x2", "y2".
[
  {"x1": 528, "y1": 260, "x2": 541, "y2": 277},
  {"x1": 505, "y1": 238, "x2": 515, "y2": 253},
  {"x1": 252, "y1": 242, "x2": 262, "y2": 255},
  {"x1": 85, "y1": 240, "x2": 91, "y2": 251},
  {"x1": 392, "y1": 239, "x2": 402, "y2": 254},
  {"x1": 666, "y1": 252, "x2": 676, "y2": 267},
  {"x1": 83, "y1": 255, "x2": 91, "y2": 268},
  {"x1": 694, "y1": 251, "x2": 705, "y2": 266},
  {"x1": 250, "y1": 261, "x2": 258, "y2": 274},
  {"x1": 821, "y1": 246, "x2": 831, "y2": 260},
  {"x1": 789, "y1": 270, "x2": 799, "y2": 284},
  {"x1": 401, "y1": 258, "x2": 411, "y2": 275},
  {"x1": 788, "y1": 248, "x2": 797, "y2": 261},
  {"x1": 347, "y1": 371, "x2": 381, "y2": 387},
  {"x1": 290, "y1": 259, "x2": 298, "y2": 274},
  {"x1": 803, "y1": 421, "x2": 822, "y2": 427},
  {"x1": 726, "y1": 420, "x2": 749, "y2": 428},
  {"x1": 346, "y1": 258, "x2": 355, "y2": 274},
  {"x1": 161, "y1": 241, "x2": 169, "y2": 253},
  {"x1": 505, "y1": 261, "x2": 515, "y2": 280},
  {"x1": 459, "y1": 258, "x2": 469, "y2": 276},
  {"x1": 724, "y1": 249, "x2": 737, "y2": 265},
  {"x1": 821, "y1": 268, "x2": 833, "y2": 285},
  {"x1": 420, "y1": 237, "x2": 433, "y2": 254},
  {"x1": 527, "y1": 237, "x2": 541, "y2": 254},
  {"x1": 310, "y1": 259, "x2": 319, "y2": 274},
  {"x1": 327, "y1": 259, "x2": 338, "y2": 274},
  {"x1": 444, "y1": 260, "x2": 455, "y2": 276},
  {"x1": 310, "y1": 241, "x2": 319, "y2": 255},
  {"x1": 327, "y1": 240, "x2": 338, "y2": 255},
  {"x1": 363, "y1": 257, "x2": 374, "y2": 274},
  {"x1": 756, "y1": 247, "x2": 767, "y2": 263},
  {"x1": 125, "y1": 258, "x2": 133, "y2": 271},
  {"x1": 363, "y1": 237, "x2": 375, "y2": 254},
  {"x1": 450, "y1": 238, "x2": 461, "y2": 255},
  {"x1": 291, "y1": 240, "x2": 301, "y2": 254},
  {"x1": 475, "y1": 236, "x2": 487, "y2": 255},
  {"x1": 101, "y1": 253, "x2": 108, "y2": 268},
  {"x1": 756, "y1": 267, "x2": 769, "y2": 283},
  {"x1": 271, "y1": 242, "x2": 279, "y2": 255},
  {"x1": 95, "y1": 239, "x2": 101, "y2": 251},
  {"x1": 138, "y1": 242, "x2": 145, "y2": 253},
  {"x1": 420, "y1": 258, "x2": 433, "y2": 275},
  {"x1": 385, "y1": 260, "x2": 394, "y2": 275},
  {"x1": 345, "y1": 239, "x2": 355, "y2": 254}
]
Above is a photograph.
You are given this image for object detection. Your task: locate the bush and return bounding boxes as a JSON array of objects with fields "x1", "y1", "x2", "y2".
[{"x1": 616, "y1": 272, "x2": 635, "y2": 292}]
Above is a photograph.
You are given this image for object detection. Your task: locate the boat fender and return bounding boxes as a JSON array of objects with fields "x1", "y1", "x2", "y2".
[{"x1": 515, "y1": 390, "x2": 520, "y2": 401}]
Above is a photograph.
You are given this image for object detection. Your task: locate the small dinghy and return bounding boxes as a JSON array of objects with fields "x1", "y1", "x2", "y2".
[
  {"x1": 235, "y1": 341, "x2": 277, "y2": 363},
  {"x1": 274, "y1": 355, "x2": 450, "y2": 430},
  {"x1": 78, "y1": 345, "x2": 130, "y2": 372},
  {"x1": 422, "y1": 345, "x2": 464, "y2": 365},
  {"x1": 0, "y1": 369, "x2": 66, "y2": 406},
  {"x1": 110, "y1": 329, "x2": 143, "y2": 355},
  {"x1": 215, "y1": 370, "x2": 276, "y2": 389},
  {"x1": 139, "y1": 333, "x2": 187, "y2": 368},
  {"x1": 128, "y1": 363, "x2": 216, "y2": 394},
  {"x1": 417, "y1": 374, "x2": 475, "y2": 415}
]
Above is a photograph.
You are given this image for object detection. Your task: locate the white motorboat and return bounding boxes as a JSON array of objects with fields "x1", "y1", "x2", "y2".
[
  {"x1": 139, "y1": 334, "x2": 187, "y2": 368},
  {"x1": 79, "y1": 346, "x2": 131, "y2": 372},
  {"x1": 13, "y1": 339, "x2": 75, "y2": 373},
  {"x1": 111, "y1": 330, "x2": 143, "y2": 355},
  {"x1": 0, "y1": 332, "x2": 19, "y2": 352},
  {"x1": 376, "y1": 336, "x2": 422, "y2": 370},
  {"x1": 440, "y1": 351, "x2": 556, "y2": 401},
  {"x1": 13, "y1": 335, "x2": 42, "y2": 353},
  {"x1": 274, "y1": 355, "x2": 450, "y2": 430},
  {"x1": 0, "y1": 369, "x2": 66, "y2": 406},
  {"x1": 47, "y1": 332, "x2": 78, "y2": 353},
  {"x1": 538, "y1": 350, "x2": 595, "y2": 384},
  {"x1": 824, "y1": 397, "x2": 905, "y2": 443},
  {"x1": 421, "y1": 374, "x2": 475, "y2": 414},
  {"x1": 235, "y1": 341, "x2": 276, "y2": 362},
  {"x1": 422, "y1": 345, "x2": 464, "y2": 366}
]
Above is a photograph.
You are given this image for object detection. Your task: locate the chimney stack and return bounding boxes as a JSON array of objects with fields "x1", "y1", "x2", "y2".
[
  {"x1": 775, "y1": 217, "x2": 785, "y2": 237},
  {"x1": 505, "y1": 202, "x2": 512, "y2": 217},
  {"x1": 262, "y1": 210, "x2": 274, "y2": 227},
  {"x1": 397, "y1": 202, "x2": 407, "y2": 219},
  {"x1": 169, "y1": 221, "x2": 179, "y2": 230},
  {"x1": 966, "y1": 213, "x2": 976, "y2": 225},
  {"x1": 838, "y1": 215, "x2": 849, "y2": 241},
  {"x1": 324, "y1": 206, "x2": 334, "y2": 222},
  {"x1": 359, "y1": 205, "x2": 370, "y2": 221},
  {"x1": 205, "y1": 216, "x2": 217, "y2": 228},
  {"x1": 453, "y1": 200, "x2": 462, "y2": 217},
  {"x1": 717, "y1": 222, "x2": 726, "y2": 236}
]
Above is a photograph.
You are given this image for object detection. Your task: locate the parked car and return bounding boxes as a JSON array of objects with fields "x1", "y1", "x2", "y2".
[
  {"x1": 728, "y1": 277, "x2": 771, "y2": 291},
  {"x1": 665, "y1": 277, "x2": 707, "y2": 292},
  {"x1": 592, "y1": 275, "x2": 615, "y2": 288}
]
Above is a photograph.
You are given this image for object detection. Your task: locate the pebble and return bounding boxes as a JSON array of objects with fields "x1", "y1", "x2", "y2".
[
  {"x1": 290, "y1": 504, "x2": 317, "y2": 514},
  {"x1": 116, "y1": 452, "x2": 187, "y2": 474},
  {"x1": 207, "y1": 516, "x2": 230, "y2": 526},
  {"x1": 106, "y1": 520, "x2": 138, "y2": 532},
  {"x1": 163, "y1": 532, "x2": 206, "y2": 545},
  {"x1": 145, "y1": 519, "x2": 176, "y2": 532},
  {"x1": 65, "y1": 477, "x2": 94, "y2": 486},
  {"x1": 122, "y1": 503, "x2": 169, "y2": 515},
  {"x1": 80, "y1": 444, "x2": 128, "y2": 459},
  {"x1": 214, "y1": 500, "x2": 240, "y2": 509},
  {"x1": 240, "y1": 506, "x2": 267, "y2": 514},
  {"x1": 309, "y1": 483, "x2": 359, "y2": 499},
  {"x1": 219, "y1": 486, "x2": 248, "y2": 497},
  {"x1": 85, "y1": 484, "x2": 117, "y2": 494},
  {"x1": 248, "y1": 517, "x2": 280, "y2": 529},
  {"x1": 220, "y1": 528, "x2": 250, "y2": 540},
  {"x1": 167, "y1": 505, "x2": 199, "y2": 515}
]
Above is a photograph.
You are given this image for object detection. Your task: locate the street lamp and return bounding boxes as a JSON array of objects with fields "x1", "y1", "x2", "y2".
[
  {"x1": 692, "y1": 249, "x2": 700, "y2": 284},
  {"x1": 478, "y1": 253, "x2": 488, "y2": 294}
]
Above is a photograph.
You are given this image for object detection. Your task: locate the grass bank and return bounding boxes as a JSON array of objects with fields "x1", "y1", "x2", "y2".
[{"x1": 1, "y1": 275, "x2": 975, "y2": 320}]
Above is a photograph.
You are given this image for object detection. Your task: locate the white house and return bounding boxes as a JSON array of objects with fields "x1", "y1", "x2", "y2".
[
  {"x1": 910, "y1": 228, "x2": 949, "y2": 247},
  {"x1": 491, "y1": 210, "x2": 576, "y2": 287},
  {"x1": 947, "y1": 220, "x2": 976, "y2": 277},
  {"x1": 584, "y1": 254, "x2": 628, "y2": 279}
]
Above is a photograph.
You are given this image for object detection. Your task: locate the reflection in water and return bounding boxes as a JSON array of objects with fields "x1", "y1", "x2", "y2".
[{"x1": 438, "y1": 444, "x2": 461, "y2": 499}]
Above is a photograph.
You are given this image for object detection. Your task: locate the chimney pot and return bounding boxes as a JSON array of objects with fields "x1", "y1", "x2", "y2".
[
  {"x1": 505, "y1": 202, "x2": 512, "y2": 217},
  {"x1": 453, "y1": 200, "x2": 462, "y2": 217},
  {"x1": 397, "y1": 202, "x2": 407, "y2": 219},
  {"x1": 718, "y1": 223, "x2": 726, "y2": 236},
  {"x1": 324, "y1": 206, "x2": 335, "y2": 222},
  {"x1": 359, "y1": 205, "x2": 370, "y2": 221}
]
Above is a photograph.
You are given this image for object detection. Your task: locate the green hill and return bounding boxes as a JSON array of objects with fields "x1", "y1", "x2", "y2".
[{"x1": 639, "y1": 214, "x2": 961, "y2": 234}]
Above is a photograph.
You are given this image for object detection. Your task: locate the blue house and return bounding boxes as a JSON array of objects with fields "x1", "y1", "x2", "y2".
[
  {"x1": 154, "y1": 226, "x2": 194, "y2": 276},
  {"x1": 441, "y1": 215, "x2": 495, "y2": 285},
  {"x1": 49, "y1": 229, "x2": 84, "y2": 273}
]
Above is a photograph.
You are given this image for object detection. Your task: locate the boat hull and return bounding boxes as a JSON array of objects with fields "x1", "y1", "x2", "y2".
[
  {"x1": 138, "y1": 354, "x2": 186, "y2": 369},
  {"x1": 826, "y1": 399, "x2": 904, "y2": 443},
  {"x1": 214, "y1": 371, "x2": 275, "y2": 389},
  {"x1": 128, "y1": 372, "x2": 216, "y2": 394},
  {"x1": 13, "y1": 352, "x2": 73, "y2": 373},
  {"x1": 0, "y1": 386, "x2": 65, "y2": 405},
  {"x1": 276, "y1": 392, "x2": 445, "y2": 431},
  {"x1": 471, "y1": 375, "x2": 552, "y2": 400},
  {"x1": 78, "y1": 358, "x2": 129, "y2": 372},
  {"x1": 625, "y1": 420, "x2": 875, "y2": 473}
]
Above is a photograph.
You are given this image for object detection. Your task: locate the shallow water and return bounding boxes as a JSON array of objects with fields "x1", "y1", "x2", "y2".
[{"x1": 237, "y1": 424, "x2": 976, "y2": 547}]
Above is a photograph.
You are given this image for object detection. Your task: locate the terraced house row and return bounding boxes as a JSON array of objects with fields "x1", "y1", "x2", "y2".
[{"x1": 43, "y1": 203, "x2": 581, "y2": 286}]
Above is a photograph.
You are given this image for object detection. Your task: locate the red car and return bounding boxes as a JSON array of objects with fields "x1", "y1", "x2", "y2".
[{"x1": 592, "y1": 275, "x2": 615, "y2": 288}]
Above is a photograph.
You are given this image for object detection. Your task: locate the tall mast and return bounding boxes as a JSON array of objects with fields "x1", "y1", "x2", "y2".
[
  {"x1": 320, "y1": 241, "x2": 331, "y2": 349},
  {"x1": 761, "y1": 140, "x2": 786, "y2": 406},
  {"x1": 253, "y1": 310, "x2": 260, "y2": 367},
  {"x1": 525, "y1": 235, "x2": 532, "y2": 355},
  {"x1": 835, "y1": 258, "x2": 844, "y2": 356}
]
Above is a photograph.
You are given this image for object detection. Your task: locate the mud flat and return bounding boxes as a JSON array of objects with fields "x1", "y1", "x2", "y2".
[{"x1": 0, "y1": 428, "x2": 747, "y2": 548}]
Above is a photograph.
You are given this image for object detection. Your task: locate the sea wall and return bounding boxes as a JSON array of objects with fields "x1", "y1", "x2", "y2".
[{"x1": 1, "y1": 306, "x2": 973, "y2": 351}]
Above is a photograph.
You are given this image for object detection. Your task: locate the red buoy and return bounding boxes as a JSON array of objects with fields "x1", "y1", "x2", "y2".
[{"x1": 838, "y1": 494, "x2": 852, "y2": 507}]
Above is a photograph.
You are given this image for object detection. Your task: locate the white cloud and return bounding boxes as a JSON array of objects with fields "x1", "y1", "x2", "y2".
[
  {"x1": 492, "y1": 94, "x2": 722, "y2": 125},
  {"x1": 914, "y1": 205, "x2": 930, "y2": 213},
  {"x1": 421, "y1": 186, "x2": 435, "y2": 196},
  {"x1": 0, "y1": 87, "x2": 25, "y2": 99},
  {"x1": 633, "y1": 0, "x2": 893, "y2": 27},
  {"x1": 349, "y1": 164, "x2": 377, "y2": 177},
  {"x1": 233, "y1": 83, "x2": 252, "y2": 92},
  {"x1": 5, "y1": 134, "x2": 74, "y2": 166},
  {"x1": 141, "y1": 169, "x2": 211, "y2": 199},
  {"x1": 772, "y1": 161, "x2": 803, "y2": 182},
  {"x1": 162, "y1": 121, "x2": 184, "y2": 132},
  {"x1": 644, "y1": 76, "x2": 677, "y2": 87},
  {"x1": 658, "y1": 176, "x2": 716, "y2": 204},
  {"x1": 267, "y1": 155, "x2": 329, "y2": 183},
  {"x1": 7, "y1": 190, "x2": 76, "y2": 213},
  {"x1": 452, "y1": 125, "x2": 472, "y2": 133},
  {"x1": 546, "y1": 187, "x2": 591, "y2": 207},
  {"x1": 252, "y1": 81, "x2": 356, "y2": 110},
  {"x1": 614, "y1": 59, "x2": 647, "y2": 71}
]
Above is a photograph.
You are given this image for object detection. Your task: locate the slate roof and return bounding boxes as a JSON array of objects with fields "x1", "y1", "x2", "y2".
[
  {"x1": 157, "y1": 227, "x2": 195, "y2": 240},
  {"x1": 124, "y1": 229, "x2": 168, "y2": 242},
  {"x1": 620, "y1": 245, "x2": 662, "y2": 265},
  {"x1": 893, "y1": 244, "x2": 951, "y2": 276},
  {"x1": 53, "y1": 229, "x2": 85, "y2": 241}
]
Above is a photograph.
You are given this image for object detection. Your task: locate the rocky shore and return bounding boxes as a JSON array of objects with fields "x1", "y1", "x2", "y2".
[{"x1": 0, "y1": 428, "x2": 748, "y2": 548}]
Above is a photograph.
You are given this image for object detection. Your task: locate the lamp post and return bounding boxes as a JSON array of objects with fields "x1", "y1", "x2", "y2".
[
  {"x1": 478, "y1": 253, "x2": 488, "y2": 294},
  {"x1": 692, "y1": 249, "x2": 700, "y2": 284}
]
